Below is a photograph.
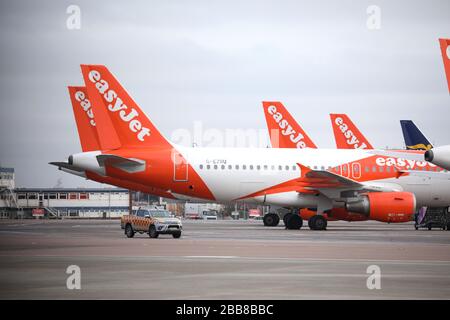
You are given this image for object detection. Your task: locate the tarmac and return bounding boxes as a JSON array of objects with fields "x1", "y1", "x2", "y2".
[{"x1": 0, "y1": 219, "x2": 449, "y2": 299}]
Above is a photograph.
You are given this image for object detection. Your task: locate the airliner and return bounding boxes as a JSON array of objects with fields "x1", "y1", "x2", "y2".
[
  {"x1": 380, "y1": 38, "x2": 450, "y2": 170},
  {"x1": 262, "y1": 102, "x2": 450, "y2": 229},
  {"x1": 51, "y1": 65, "x2": 450, "y2": 231}
]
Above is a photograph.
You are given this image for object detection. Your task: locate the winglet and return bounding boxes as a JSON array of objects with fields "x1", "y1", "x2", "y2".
[
  {"x1": 296, "y1": 163, "x2": 312, "y2": 178},
  {"x1": 394, "y1": 166, "x2": 410, "y2": 179}
]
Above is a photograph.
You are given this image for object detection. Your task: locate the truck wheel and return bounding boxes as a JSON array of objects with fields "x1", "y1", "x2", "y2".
[
  {"x1": 125, "y1": 224, "x2": 135, "y2": 238},
  {"x1": 263, "y1": 213, "x2": 280, "y2": 227},
  {"x1": 149, "y1": 225, "x2": 159, "y2": 238},
  {"x1": 172, "y1": 232, "x2": 182, "y2": 239},
  {"x1": 286, "y1": 214, "x2": 303, "y2": 230}
]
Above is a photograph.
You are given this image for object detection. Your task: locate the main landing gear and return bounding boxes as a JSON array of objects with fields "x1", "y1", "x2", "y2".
[
  {"x1": 285, "y1": 214, "x2": 303, "y2": 230},
  {"x1": 265, "y1": 211, "x2": 327, "y2": 230},
  {"x1": 263, "y1": 213, "x2": 280, "y2": 227},
  {"x1": 308, "y1": 215, "x2": 327, "y2": 231}
]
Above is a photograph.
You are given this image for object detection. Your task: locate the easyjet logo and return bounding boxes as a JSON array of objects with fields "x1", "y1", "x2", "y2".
[
  {"x1": 267, "y1": 105, "x2": 307, "y2": 148},
  {"x1": 74, "y1": 90, "x2": 95, "y2": 127},
  {"x1": 334, "y1": 117, "x2": 367, "y2": 149},
  {"x1": 376, "y1": 157, "x2": 436, "y2": 168},
  {"x1": 88, "y1": 70, "x2": 150, "y2": 142}
]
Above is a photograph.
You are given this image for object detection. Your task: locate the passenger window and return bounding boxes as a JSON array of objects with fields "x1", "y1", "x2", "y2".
[
  {"x1": 278, "y1": 165, "x2": 282, "y2": 170},
  {"x1": 372, "y1": 166, "x2": 377, "y2": 172},
  {"x1": 264, "y1": 165, "x2": 268, "y2": 170},
  {"x1": 249, "y1": 165, "x2": 254, "y2": 170},
  {"x1": 256, "y1": 165, "x2": 261, "y2": 170},
  {"x1": 292, "y1": 166, "x2": 297, "y2": 171},
  {"x1": 243, "y1": 165, "x2": 247, "y2": 170},
  {"x1": 199, "y1": 164, "x2": 203, "y2": 169},
  {"x1": 206, "y1": 165, "x2": 210, "y2": 170},
  {"x1": 221, "y1": 165, "x2": 225, "y2": 170},
  {"x1": 321, "y1": 166, "x2": 325, "y2": 170},
  {"x1": 228, "y1": 165, "x2": 232, "y2": 170},
  {"x1": 235, "y1": 165, "x2": 239, "y2": 170},
  {"x1": 386, "y1": 166, "x2": 391, "y2": 173},
  {"x1": 285, "y1": 165, "x2": 289, "y2": 171},
  {"x1": 365, "y1": 166, "x2": 369, "y2": 172},
  {"x1": 214, "y1": 165, "x2": 218, "y2": 170},
  {"x1": 379, "y1": 167, "x2": 384, "y2": 172},
  {"x1": 271, "y1": 165, "x2": 275, "y2": 170}
]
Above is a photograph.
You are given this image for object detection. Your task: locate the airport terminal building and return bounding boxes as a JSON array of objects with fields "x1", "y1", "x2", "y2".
[{"x1": 0, "y1": 167, "x2": 131, "y2": 219}]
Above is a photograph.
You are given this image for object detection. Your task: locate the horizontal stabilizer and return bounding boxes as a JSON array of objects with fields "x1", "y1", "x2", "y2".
[
  {"x1": 96, "y1": 154, "x2": 146, "y2": 173},
  {"x1": 49, "y1": 162, "x2": 85, "y2": 172}
]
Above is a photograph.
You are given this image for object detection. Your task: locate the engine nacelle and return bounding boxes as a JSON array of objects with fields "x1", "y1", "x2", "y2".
[
  {"x1": 425, "y1": 145, "x2": 450, "y2": 171},
  {"x1": 345, "y1": 192, "x2": 416, "y2": 223}
]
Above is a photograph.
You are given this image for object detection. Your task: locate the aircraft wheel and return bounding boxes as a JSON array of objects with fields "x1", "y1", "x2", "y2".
[
  {"x1": 263, "y1": 213, "x2": 280, "y2": 227},
  {"x1": 309, "y1": 215, "x2": 327, "y2": 231},
  {"x1": 286, "y1": 214, "x2": 303, "y2": 230},
  {"x1": 283, "y1": 213, "x2": 293, "y2": 228}
]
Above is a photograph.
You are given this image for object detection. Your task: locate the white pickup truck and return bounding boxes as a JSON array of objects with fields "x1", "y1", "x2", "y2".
[{"x1": 121, "y1": 207, "x2": 182, "y2": 238}]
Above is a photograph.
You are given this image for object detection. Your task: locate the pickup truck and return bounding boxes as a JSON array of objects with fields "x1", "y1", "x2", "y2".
[{"x1": 121, "y1": 208, "x2": 182, "y2": 238}]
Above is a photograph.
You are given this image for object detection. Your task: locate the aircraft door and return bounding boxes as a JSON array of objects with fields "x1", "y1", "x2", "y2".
[
  {"x1": 352, "y1": 163, "x2": 361, "y2": 179},
  {"x1": 173, "y1": 151, "x2": 188, "y2": 182}
]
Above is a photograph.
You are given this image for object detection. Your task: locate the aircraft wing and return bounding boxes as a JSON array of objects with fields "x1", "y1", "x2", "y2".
[{"x1": 297, "y1": 163, "x2": 402, "y2": 199}]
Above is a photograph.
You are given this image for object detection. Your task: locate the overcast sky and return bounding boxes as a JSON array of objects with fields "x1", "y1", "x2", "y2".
[{"x1": 0, "y1": 0, "x2": 449, "y2": 188}]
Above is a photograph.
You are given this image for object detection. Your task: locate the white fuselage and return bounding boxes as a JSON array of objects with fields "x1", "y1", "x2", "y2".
[{"x1": 177, "y1": 146, "x2": 450, "y2": 208}]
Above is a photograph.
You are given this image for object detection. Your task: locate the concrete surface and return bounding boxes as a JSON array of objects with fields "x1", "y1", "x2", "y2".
[{"x1": 0, "y1": 219, "x2": 449, "y2": 299}]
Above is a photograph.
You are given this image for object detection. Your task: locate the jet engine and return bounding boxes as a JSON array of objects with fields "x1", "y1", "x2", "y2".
[
  {"x1": 345, "y1": 192, "x2": 416, "y2": 223},
  {"x1": 424, "y1": 145, "x2": 450, "y2": 171}
]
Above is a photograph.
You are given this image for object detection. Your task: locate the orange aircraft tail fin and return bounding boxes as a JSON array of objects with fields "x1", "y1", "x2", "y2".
[
  {"x1": 329, "y1": 114, "x2": 374, "y2": 149},
  {"x1": 262, "y1": 101, "x2": 317, "y2": 149},
  {"x1": 439, "y1": 38, "x2": 450, "y2": 93},
  {"x1": 68, "y1": 86, "x2": 101, "y2": 152},
  {"x1": 81, "y1": 65, "x2": 170, "y2": 149}
]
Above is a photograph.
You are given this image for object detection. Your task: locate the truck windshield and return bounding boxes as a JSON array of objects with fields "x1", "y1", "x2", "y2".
[{"x1": 149, "y1": 210, "x2": 171, "y2": 218}]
